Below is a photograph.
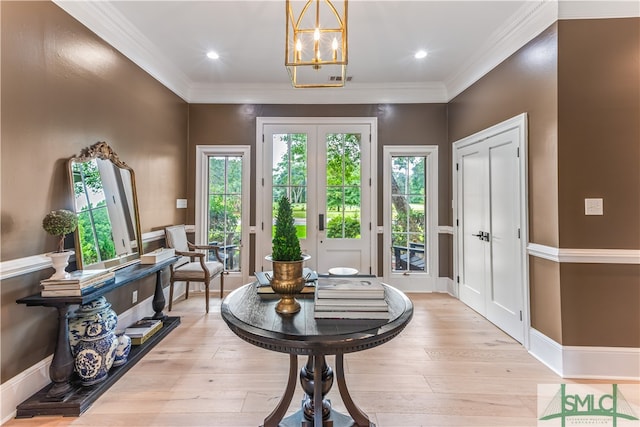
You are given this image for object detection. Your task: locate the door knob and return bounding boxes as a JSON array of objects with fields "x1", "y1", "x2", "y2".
[{"x1": 472, "y1": 232, "x2": 484, "y2": 240}]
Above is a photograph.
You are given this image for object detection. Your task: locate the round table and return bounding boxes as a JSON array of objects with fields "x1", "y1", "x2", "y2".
[{"x1": 221, "y1": 281, "x2": 413, "y2": 427}]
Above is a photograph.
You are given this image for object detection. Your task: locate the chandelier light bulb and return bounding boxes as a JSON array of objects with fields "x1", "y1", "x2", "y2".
[
  {"x1": 414, "y1": 50, "x2": 428, "y2": 59},
  {"x1": 295, "y1": 38, "x2": 302, "y2": 61},
  {"x1": 314, "y1": 27, "x2": 320, "y2": 41}
]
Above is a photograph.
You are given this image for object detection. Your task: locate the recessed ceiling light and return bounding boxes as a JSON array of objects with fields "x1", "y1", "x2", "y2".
[
  {"x1": 414, "y1": 50, "x2": 428, "y2": 59},
  {"x1": 206, "y1": 51, "x2": 219, "y2": 60}
]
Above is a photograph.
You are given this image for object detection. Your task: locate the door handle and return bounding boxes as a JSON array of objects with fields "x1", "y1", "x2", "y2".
[
  {"x1": 319, "y1": 214, "x2": 324, "y2": 231},
  {"x1": 472, "y1": 231, "x2": 490, "y2": 242}
]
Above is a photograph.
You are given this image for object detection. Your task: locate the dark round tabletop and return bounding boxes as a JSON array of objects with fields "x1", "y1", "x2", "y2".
[{"x1": 220, "y1": 282, "x2": 413, "y2": 356}]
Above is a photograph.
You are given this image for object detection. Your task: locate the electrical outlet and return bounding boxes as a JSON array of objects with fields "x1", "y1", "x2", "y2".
[{"x1": 132, "y1": 290, "x2": 138, "y2": 304}]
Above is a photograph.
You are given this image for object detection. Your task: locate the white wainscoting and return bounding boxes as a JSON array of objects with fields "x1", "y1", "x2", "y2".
[{"x1": 0, "y1": 293, "x2": 159, "y2": 424}]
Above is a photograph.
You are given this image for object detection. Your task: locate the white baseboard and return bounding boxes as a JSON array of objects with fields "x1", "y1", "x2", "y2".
[
  {"x1": 437, "y1": 277, "x2": 455, "y2": 295},
  {"x1": 0, "y1": 293, "x2": 159, "y2": 423},
  {"x1": 529, "y1": 328, "x2": 564, "y2": 376},
  {"x1": 0, "y1": 355, "x2": 52, "y2": 424},
  {"x1": 529, "y1": 328, "x2": 640, "y2": 380},
  {"x1": 562, "y1": 346, "x2": 640, "y2": 380}
]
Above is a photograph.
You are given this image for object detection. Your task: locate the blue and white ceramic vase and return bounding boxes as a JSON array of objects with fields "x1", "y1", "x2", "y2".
[
  {"x1": 113, "y1": 332, "x2": 132, "y2": 367},
  {"x1": 69, "y1": 297, "x2": 119, "y2": 385},
  {"x1": 68, "y1": 297, "x2": 118, "y2": 357},
  {"x1": 74, "y1": 327, "x2": 118, "y2": 386}
]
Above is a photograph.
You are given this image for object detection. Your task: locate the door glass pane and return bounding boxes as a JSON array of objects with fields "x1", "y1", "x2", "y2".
[
  {"x1": 391, "y1": 156, "x2": 427, "y2": 272},
  {"x1": 325, "y1": 133, "x2": 361, "y2": 239},
  {"x1": 272, "y1": 134, "x2": 308, "y2": 239},
  {"x1": 208, "y1": 156, "x2": 243, "y2": 272}
]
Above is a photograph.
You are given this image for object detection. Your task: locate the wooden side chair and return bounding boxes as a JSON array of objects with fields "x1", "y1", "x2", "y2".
[{"x1": 164, "y1": 225, "x2": 224, "y2": 313}]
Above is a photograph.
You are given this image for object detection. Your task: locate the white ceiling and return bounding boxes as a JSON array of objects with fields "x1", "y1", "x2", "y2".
[{"x1": 54, "y1": 0, "x2": 639, "y2": 104}]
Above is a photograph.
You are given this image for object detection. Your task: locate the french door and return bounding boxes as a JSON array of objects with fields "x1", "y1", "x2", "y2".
[
  {"x1": 257, "y1": 118, "x2": 375, "y2": 275},
  {"x1": 454, "y1": 114, "x2": 528, "y2": 344}
]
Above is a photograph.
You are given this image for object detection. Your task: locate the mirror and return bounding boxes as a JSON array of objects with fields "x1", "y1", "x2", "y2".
[{"x1": 68, "y1": 142, "x2": 143, "y2": 270}]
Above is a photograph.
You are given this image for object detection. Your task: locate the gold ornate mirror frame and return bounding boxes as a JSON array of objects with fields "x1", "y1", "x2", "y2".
[{"x1": 68, "y1": 142, "x2": 143, "y2": 270}]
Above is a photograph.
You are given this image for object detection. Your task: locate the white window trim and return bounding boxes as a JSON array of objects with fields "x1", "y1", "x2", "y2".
[
  {"x1": 382, "y1": 145, "x2": 439, "y2": 292},
  {"x1": 195, "y1": 145, "x2": 251, "y2": 287}
]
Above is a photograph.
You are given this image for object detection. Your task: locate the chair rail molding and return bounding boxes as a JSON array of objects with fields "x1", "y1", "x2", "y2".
[
  {"x1": 0, "y1": 230, "x2": 182, "y2": 281},
  {"x1": 527, "y1": 243, "x2": 640, "y2": 264}
]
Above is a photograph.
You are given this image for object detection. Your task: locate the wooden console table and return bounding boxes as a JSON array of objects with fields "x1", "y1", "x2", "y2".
[
  {"x1": 15, "y1": 257, "x2": 181, "y2": 418},
  {"x1": 221, "y1": 282, "x2": 413, "y2": 427}
]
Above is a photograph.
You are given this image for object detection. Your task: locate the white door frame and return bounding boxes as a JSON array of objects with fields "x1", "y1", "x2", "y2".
[
  {"x1": 452, "y1": 113, "x2": 530, "y2": 348},
  {"x1": 195, "y1": 145, "x2": 252, "y2": 288},
  {"x1": 256, "y1": 117, "x2": 378, "y2": 275},
  {"x1": 382, "y1": 145, "x2": 439, "y2": 292}
]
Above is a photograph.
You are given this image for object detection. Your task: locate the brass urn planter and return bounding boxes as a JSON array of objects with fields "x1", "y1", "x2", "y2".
[{"x1": 266, "y1": 254, "x2": 311, "y2": 315}]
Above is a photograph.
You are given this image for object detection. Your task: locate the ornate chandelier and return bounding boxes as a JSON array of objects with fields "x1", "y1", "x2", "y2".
[{"x1": 285, "y1": 0, "x2": 348, "y2": 88}]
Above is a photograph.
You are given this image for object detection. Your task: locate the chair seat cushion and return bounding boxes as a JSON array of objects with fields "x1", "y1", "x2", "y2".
[{"x1": 173, "y1": 261, "x2": 224, "y2": 280}]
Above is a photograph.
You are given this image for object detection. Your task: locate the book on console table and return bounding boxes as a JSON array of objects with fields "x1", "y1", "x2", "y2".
[
  {"x1": 40, "y1": 269, "x2": 114, "y2": 285},
  {"x1": 140, "y1": 247, "x2": 175, "y2": 264},
  {"x1": 41, "y1": 276, "x2": 116, "y2": 296},
  {"x1": 315, "y1": 277, "x2": 385, "y2": 300},
  {"x1": 125, "y1": 319, "x2": 163, "y2": 345}
]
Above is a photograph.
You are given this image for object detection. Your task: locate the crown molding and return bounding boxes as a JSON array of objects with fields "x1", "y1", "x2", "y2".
[
  {"x1": 445, "y1": 0, "x2": 558, "y2": 100},
  {"x1": 187, "y1": 82, "x2": 448, "y2": 104},
  {"x1": 53, "y1": 1, "x2": 638, "y2": 105},
  {"x1": 558, "y1": 0, "x2": 640, "y2": 19},
  {"x1": 53, "y1": 0, "x2": 191, "y2": 102}
]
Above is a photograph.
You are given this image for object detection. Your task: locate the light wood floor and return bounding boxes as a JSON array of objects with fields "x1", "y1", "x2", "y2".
[{"x1": 4, "y1": 292, "x2": 638, "y2": 427}]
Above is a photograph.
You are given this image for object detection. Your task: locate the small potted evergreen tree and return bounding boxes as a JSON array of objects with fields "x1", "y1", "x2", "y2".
[
  {"x1": 42, "y1": 209, "x2": 78, "y2": 279},
  {"x1": 266, "y1": 195, "x2": 310, "y2": 314}
]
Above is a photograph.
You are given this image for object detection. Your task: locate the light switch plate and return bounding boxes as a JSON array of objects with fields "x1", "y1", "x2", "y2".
[
  {"x1": 585, "y1": 198, "x2": 603, "y2": 215},
  {"x1": 176, "y1": 199, "x2": 187, "y2": 209}
]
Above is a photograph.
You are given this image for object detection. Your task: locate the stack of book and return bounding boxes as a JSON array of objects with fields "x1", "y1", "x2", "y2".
[
  {"x1": 124, "y1": 318, "x2": 163, "y2": 345},
  {"x1": 255, "y1": 268, "x2": 318, "y2": 295},
  {"x1": 40, "y1": 269, "x2": 116, "y2": 297},
  {"x1": 314, "y1": 277, "x2": 389, "y2": 319}
]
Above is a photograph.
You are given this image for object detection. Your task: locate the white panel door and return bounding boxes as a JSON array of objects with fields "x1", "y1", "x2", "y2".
[
  {"x1": 457, "y1": 145, "x2": 487, "y2": 315},
  {"x1": 456, "y1": 127, "x2": 524, "y2": 343},
  {"x1": 315, "y1": 125, "x2": 371, "y2": 274},
  {"x1": 486, "y1": 133, "x2": 523, "y2": 341}
]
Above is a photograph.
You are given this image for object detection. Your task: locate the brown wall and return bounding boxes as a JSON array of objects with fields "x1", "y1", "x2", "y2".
[
  {"x1": 558, "y1": 18, "x2": 640, "y2": 249},
  {"x1": 448, "y1": 24, "x2": 562, "y2": 341},
  {"x1": 448, "y1": 18, "x2": 640, "y2": 347},
  {"x1": 557, "y1": 18, "x2": 640, "y2": 347},
  {"x1": 1, "y1": 1, "x2": 188, "y2": 382},
  {"x1": 187, "y1": 103, "x2": 450, "y2": 277}
]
